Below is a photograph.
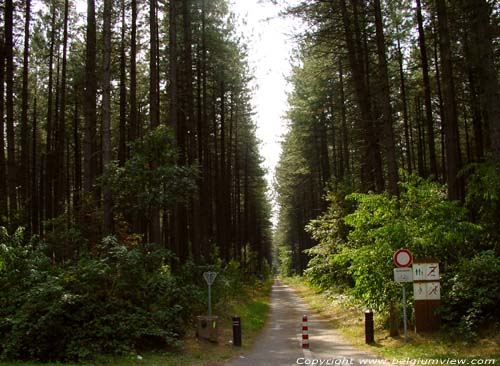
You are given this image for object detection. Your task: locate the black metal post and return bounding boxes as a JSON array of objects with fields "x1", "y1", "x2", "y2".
[
  {"x1": 232, "y1": 315, "x2": 242, "y2": 347},
  {"x1": 365, "y1": 310, "x2": 374, "y2": 344}
]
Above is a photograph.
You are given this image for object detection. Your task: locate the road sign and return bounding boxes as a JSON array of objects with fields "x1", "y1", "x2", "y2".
[
  {"x1": 413, "y1": 282, "x2": 441, "y2": 300},
  {"x1": 203, "y1": 271, "x2": 218, "y2": 286},
  {"x1": 426, "y1": 282, "x2": 441, "y2": 300},
  {"x1": 394, "y1": 249, "x2": 413, "y2": 268},
  {"x1": 203, "y1": 271, "x2": 218, "y2": 316},
  {"x1": 413, "y1": 282, "x2": 427, "y2": 300},
  {"x1": 413, "y1": 263, "x2": 439, "y2": 281},
  {"x1": 394, "y1": 268, "x2": 413, "y2": 282}
]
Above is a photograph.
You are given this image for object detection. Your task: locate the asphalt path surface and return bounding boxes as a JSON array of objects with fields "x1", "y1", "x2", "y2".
[{"x1": 224, "y1": 280, "x2": 379, "y2": 366}]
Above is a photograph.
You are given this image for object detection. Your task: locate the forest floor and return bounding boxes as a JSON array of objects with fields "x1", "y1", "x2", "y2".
[
  {"x1": 0, "y1": 279, "x2": 273, "y2": 366},
  {"x1": 283, "y1": 277, "x2": 500, "y2": 362}
]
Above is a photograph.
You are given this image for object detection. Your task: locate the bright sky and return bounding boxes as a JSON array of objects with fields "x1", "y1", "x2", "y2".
[{"x1": 230, "y1": 0, "x2": 303, "y2": 220}]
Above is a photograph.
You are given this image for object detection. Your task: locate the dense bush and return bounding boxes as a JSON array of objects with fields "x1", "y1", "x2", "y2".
[
  {"x1": 441, "y1": 250, "x2": 500, "y2": 336},
  {"x1": 305, "y1": 175, "x2": 493, "y2": 327},
  {"x1": 0, "y1": 229, "x2": 205, "y2": 361}
]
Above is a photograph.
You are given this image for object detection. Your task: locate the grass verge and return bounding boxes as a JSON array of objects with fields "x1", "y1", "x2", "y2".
[
  {"x1": 0, "y1": 278, "x2": 272, "y2": 366},
  {"x1": 283, "y1": 276, "x2": 500, "y2": 362}
]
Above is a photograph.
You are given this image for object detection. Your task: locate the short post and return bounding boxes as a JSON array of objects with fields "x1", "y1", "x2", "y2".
[
  {"x1": 232, "y1": 315, "x2": 242, "y2": 347},
  {"x1": 365, "y1": 310, "x2": 374, "y2": 344},
  {"x1": 302, "y1": 314, "x2": 309, "y2": 349}
]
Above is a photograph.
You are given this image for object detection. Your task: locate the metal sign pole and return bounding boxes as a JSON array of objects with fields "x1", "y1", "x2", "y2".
[
  {"x1": 208, "y1": 282, "x2": 212, "y2": 316},
  {"x1": 203, "y1": 271, "x2": 217, "y2": 317},
  {"x1": 403, "y1": 284, "x2": 408, "y2": 342}
]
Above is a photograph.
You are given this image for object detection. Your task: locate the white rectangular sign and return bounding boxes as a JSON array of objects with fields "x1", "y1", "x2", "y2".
[
  {"x1": 413, "y1": 282, "x2": 427, "y2": 300},
  {"x1": 413, "y1": 263, "x2": 439, "y2": 281},
  {"x1": 426, "y1": 282, "x2": 441, "y2": 300},
  {"x1": 394, "y1": 268, "x2": 413, "y2": 282},
  {"x1": 413, "y1": 282, "x2": 441, "y2": 300}
]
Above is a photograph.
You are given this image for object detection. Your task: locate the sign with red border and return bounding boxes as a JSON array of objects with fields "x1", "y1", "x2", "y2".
[{"x1": 394, "y1": 249, "x2": 413, "y2": 268}]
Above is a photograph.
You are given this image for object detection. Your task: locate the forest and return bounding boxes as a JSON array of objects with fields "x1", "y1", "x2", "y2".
[
  {"x1": 275, "y1": 0, "x2": 500, "y2": 338},
  {"x1": 1, "y1": 0, "x2": 500, "y2": 362},
  {"x1": 0, "y1": 0, "x2": 273, "y2": 361}
]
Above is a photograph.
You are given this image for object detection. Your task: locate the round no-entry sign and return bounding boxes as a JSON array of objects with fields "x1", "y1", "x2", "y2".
[{"x1": 394, "y1": 249, "x2": 413, "y2": 268}]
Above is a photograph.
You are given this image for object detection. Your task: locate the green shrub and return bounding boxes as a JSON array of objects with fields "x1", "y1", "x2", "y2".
[
  {"x1": 305, "y1": 175, "x2": 484, "y2": 315},
  {"x1": 441, "y1": 250, "x2": 500, "y2": 336},
  {"x1": 0, "y1": 232, "x2": 205, "y2": 362}
]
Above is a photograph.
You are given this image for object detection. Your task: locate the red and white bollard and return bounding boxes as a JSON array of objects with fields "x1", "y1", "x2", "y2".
[{"x1": 302, "y1": 314, "x2": 309, "y2": 349}]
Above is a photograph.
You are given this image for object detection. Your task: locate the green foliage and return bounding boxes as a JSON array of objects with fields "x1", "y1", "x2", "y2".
[
  {"x1": 304, "y1": 187, "x2": 354, "y2": 291},
  {"x1": 305, "y1": 175, "x2": 484, "y2": 314},
  {"x1": 277, "y1": 246, "x2": 294, "y2": 277},
  {"x1": 441, "y1": 250, "x2": 500, "y2": 336},
  {"x1": 101, "y1": 126, "x2": 198, "y2": 219},
  {"x1": 0, "y1": 231, "x2": 205, "y2": 362},
  {"x1": 464, "y1": 161, "x2": 500, "y2": 249}
]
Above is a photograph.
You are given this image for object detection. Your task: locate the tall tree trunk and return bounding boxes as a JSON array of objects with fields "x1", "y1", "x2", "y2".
[
  {"x1": 118, "y1": 0, "x2": 127, "y2": 166},
  {"x1": 5, "y1": 0, "x2": 17, "y2": 216},
  {"x1": 219, "y1": 80, "x2": 227, "y2": 260},
  {"x1": 169, "y1": 0, "x2": 179, "y2": 254},
  {"x1": 200, "y1": 0, "x2": 211, "y2": 260},
  {"x1": 374, "y1": 0, "x2": 399, "y2": 196},
  {"x1": 129, "y1": 0, "x2": 138, "y2": 145},
  {"x1": 397, "y1": 34, "x2": 412, "y2": 174},
  {"x1": 84, "y1": 0, "x2": 97, "y2": 196},
  {"x1": 20, "y1": 0, "x2": 31, "y2": 208},
  {"x1": 73, "y1": 101, "x2": 82, "y2": 215},
  {"x1": 32, "y1": 97, "x2": 39, "y2": 234},
  {"x1": 182, "y1": 0, "x2": 199, "y2": 260},
  {"x1": 149, "y1": 0, "x2": 159, "y2": 129},
  {"x1": 0, "y1": 35, "x2": 7, "y2": 218},
  {"x1": 436, "y1": 0, "x2": 462, "y2": 200},
  {"x1": 432, "y1": 20, "x2": 446, "y2": 180},
  {"x1": 416, "y1": 0, "x2": 438, "y2": 177},
  {"x1": 416, "y1": 96, "x2": 426, "y2": 176},
  {"x1": 102, "y1": 0, "x2": 113, "y2": 235},
  {"x1": 45, "y1": 8, "x2": 57, "y2": 221},
  {"x1": 464, "y1": 0, "x2": 500, "y2": 161},
  {"x1": 338, "y1": 58, "x2": 350, "y2": 178},
  {"x1": 54, "y1": 0, "x2": 69, "y2": 216}
]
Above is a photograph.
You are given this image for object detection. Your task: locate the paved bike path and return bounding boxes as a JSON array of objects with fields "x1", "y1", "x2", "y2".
[{"x1": 224, "y1": 280, "x2": 379, "y2": 366}]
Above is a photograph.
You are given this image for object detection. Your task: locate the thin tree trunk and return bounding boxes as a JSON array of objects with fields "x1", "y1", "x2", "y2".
[
  {"x1": 32, "y1": 97, "x2": 39, "y2": 234},
  {"x1": 45, "y1": 8, "x2": 57, "y2": 221},
  {"x1": 169, "y1": 0, "x2": 179, "y2": 252},
  {"x1": 84, "y1": 0, "x2": 97, "y2": 196},
  {"x1": 0, "y1": 35, "x2": 7, "y2": 218},
  {"x1": 5, "y1": 0, "x2": 17, "y2": 216},
  {"x1": 150, "y1": 0, "x2": 159, "y2": 129},
  {"x1": 182, "y1": 0, "x2": 195, "y2": 260},
  {"x1": 397, "y1": 34, "x2": 412, "y2": 174},
  {"x1": 20, "y1": 0, "x2": 32, "y2": 207},
  {"x1": 416, "y1": 0, "x2": 438, "y2": 177},
  {"x1": 432, "y1": 17, "x2": 446, "y2": 180},
  {"x1": 54, "y1": 0, "x2": 69, "y2": 216},
  {"x1": 338, "y1": 58, "x2": 350, "y2": 178},
  {"x1": 436, "y1": 0, "x2": 462, "y2": 200},
  {"x1": 102, "y1": 0, "x2": 113, "y2": 235},
  {"x1": 73, "y1": 101, "x2": 82, "y2": 214},
  {"x1": 374, "y1": 0, "x2": 399, "y2": 196},
  {"x1": 118, "y1": 0, "x2": 127, "y2": 165},
  {"x1": 129, "y1": 0, "x2": 138, "y2": 145}
]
